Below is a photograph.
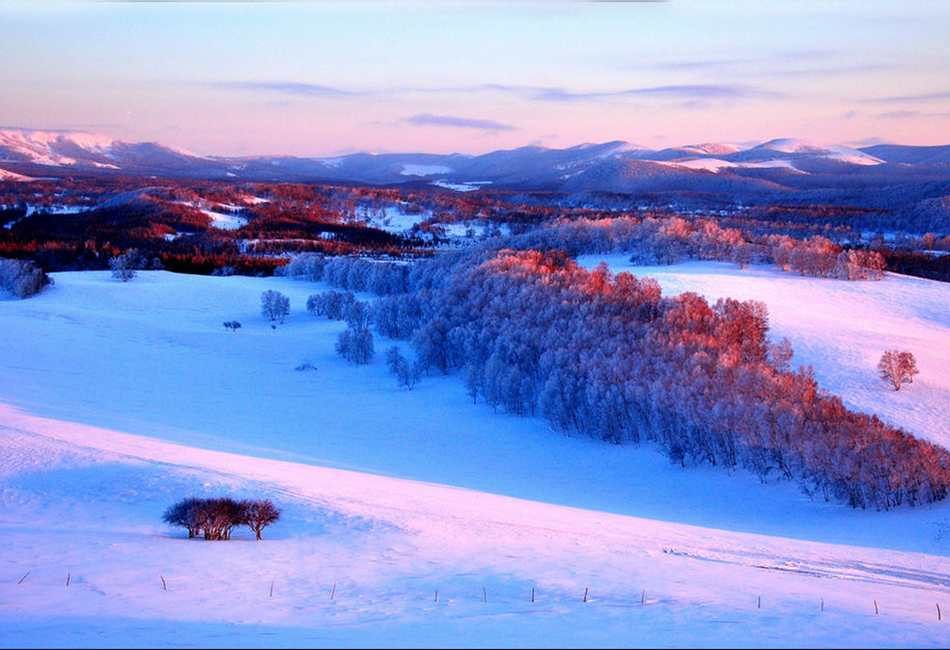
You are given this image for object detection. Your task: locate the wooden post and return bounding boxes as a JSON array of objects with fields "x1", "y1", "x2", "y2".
[
  {"x1": 483, "y1": 587, "x2": 487, "y2": 603},
  {"x1": 757, "y1": 596, "x2": 761, "y2": 609},
  {"x1": 874, "y1": 600, "x2": 879, "y2": 615},
  {"x1": 434, "y1": 589, "x2": 438, "y2": 603},
  {"x1": 937, "y1": 603, "x2": 941, "y2": 621},
  {"x1": 583, "y1": 587, "x2": 589, "y2": 603},
  {"x1": 330, "y1": 583, "x2": 336, "y2": 600},
  {"x1": 531, "y1": 587, "x2": 535, "y2": 603},
  {"x1": 160, "y1": 575, "x2": 167, "y2": 591},
  {"x1": 641, "y1": 589, "x2": 645, "y2": 604},
  {"x1": 269, "y1": 581, "x2": 274, "y2": 598},
  {"x1": 820, "y1": 598, "x2": 824, "y2": 612},
  {"x1": 66, "y1": 573, "x2": 70, "y2": 587}
]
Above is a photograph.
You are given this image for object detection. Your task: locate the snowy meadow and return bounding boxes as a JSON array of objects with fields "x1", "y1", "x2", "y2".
[{"x1": 2, "y1": 266, "x2": 950, "y2": 648}]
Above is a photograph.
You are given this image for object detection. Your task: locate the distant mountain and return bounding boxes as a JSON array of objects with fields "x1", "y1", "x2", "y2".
[
  {"x1": 0, "y1": 128, "x2": 211, "y2": 174},
  {"x1": 1, "y1": 128, "x2": 947, "y2": 197},
  {"x1": 726, "y1": 138, "x2": 883, "y2": 166},
  {"x1": 859, "y1": 144, "x2": 950, "y2": 165}
]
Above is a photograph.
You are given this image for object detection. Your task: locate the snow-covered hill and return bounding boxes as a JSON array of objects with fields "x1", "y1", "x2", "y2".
[
  {"x1": 0, "y1": 128, "x2": 922, "y2": 191},
  {"x1": 1, "y1": 269, "x2": 950, "y2": 647}
]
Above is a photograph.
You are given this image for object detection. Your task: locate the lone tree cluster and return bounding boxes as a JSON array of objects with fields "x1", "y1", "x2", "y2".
[
  {"x1": 261, "y1": 289, "x2": 290, "y2": 323},
  {"x1": 163, "y1": 497, "x2": 281, "y2": 540}
]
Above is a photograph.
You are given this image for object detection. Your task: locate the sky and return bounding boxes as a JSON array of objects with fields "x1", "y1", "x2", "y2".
[{"x1": 1, "y1": 0, "x2": 949, "y2": 157}]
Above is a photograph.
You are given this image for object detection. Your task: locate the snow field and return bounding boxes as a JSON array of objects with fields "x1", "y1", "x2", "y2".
[{"x1": 1, "y1": 268, "x2": 950, "y2": 647}]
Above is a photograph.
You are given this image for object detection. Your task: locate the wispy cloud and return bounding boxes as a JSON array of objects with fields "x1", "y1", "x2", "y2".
[
  {"x1": 205, "y1": 79, "x2": 770, "y2": 104},
  {"x1": 404, "y1": 113, "x2": 516, "y2": 131},
  {"x1": 865, "y1": 90, "x2": 950, "y2": 104},
  {"x1": 207, "y1": 81, "x2": 359, "y2": 98},
  {"x1": 530, "y1": 84, "x2": 756, "y2": 102}
]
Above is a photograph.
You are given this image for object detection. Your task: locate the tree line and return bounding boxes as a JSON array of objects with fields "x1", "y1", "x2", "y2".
[{"x1": 295, "y1": 243, "x2": 949, "y2": 510}]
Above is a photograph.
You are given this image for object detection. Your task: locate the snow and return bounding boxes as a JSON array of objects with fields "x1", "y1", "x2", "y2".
[
  {"x1": 365, "y1": 205, "x2": 431, "y2": 233},
  {"x1": 430, "y1": 179, "x2": 492, "y2": 192},
  {"x1": 174, "y1": 201, "x2": 248, "y2": 230},
  {"x1": 2, "y1": 269, "x2": 950, "y2": 647},
  {"x1": 362, "y1": 205, "x2": 497, "y2": 241},
  {"x1": 664, "y1": 158, "x2": 739, "y2": 172},
  {"x1": 0, "y1": 129, "x2": 117, "y2": 166},
  {"x1": 0, "y1": 168, "x2": 35, "y2": 182},
  {"x1": 399, "y1": 164, "x2": 452, "y2": 177},
  {"x1": 658, "y1": 157, "x2": 809, "y2": 174},
  {"x1": 753, "y1": 139, "x2": 883, "y2": 165}
]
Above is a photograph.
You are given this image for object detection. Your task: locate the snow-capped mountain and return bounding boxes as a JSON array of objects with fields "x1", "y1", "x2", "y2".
[
  {"x1": 0, "y1": 128, "x2": 944, "y2": 194},
  {"x1": 0, "y1": 128, "x2": 210, "y2": 174},
  {"x1": 729, "y1": 138, "x2": 884, "y2": 166}
]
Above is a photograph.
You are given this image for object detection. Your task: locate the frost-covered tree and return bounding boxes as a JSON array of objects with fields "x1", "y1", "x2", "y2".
[
  {"x1": 344, "y1": 300, "x2": 373, "y2": 331},
  {"x1": 261, "y1": 290, "x2": 290, "y2": 323},
  {"x1": 109, "y1": 249, "x2": 146, "y2": 282},
  {"x1": 306, "y1": 290, "x2": 354, "y2": 320},
  {"x1": 336, "y1": 327, "x2": 375, "y2": 365},
  {"x1": 0, "y1": 258, "x2": 52, "y2": 298},
  {"x1": 878, "y1": 349, "x2": 919, "y2": 391},
  {"x1": 385, "y1": 346, "x2": 421, "y2": 390}
]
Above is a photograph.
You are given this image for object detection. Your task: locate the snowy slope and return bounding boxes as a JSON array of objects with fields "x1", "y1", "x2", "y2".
[
  {"x1": 578, "y1": 256, "x2": 950, "y2": 450},
  {"x1": 2, "y1": 270, "x2": 950, "y2": 647}
]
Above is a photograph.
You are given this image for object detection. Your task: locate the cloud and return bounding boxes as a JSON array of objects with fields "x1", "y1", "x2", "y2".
[
  {"x1": 529, "y1": 83, "x2": 767, "y2": 102},
  {"x1": 866, "y1": 90, "x2": 950, "y2": 104},
  {"x1": 206, "y1": 78, "x2": 769, "y2": 105},
  {"x1": 873, "y1": 109, "x2": 950, "y2": 119},
  {"x1": 404, "y1": 113, "x2": 516, "y2": 131},
  {"x1": 208, "y1": 81, "x2": 358, "y2": 98},
  {"x1": 845, "y1": 136, "x2": 890, "y2": 146}
]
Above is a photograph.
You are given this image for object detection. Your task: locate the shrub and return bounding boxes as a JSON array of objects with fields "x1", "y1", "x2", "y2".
[
  {"x1": 0, "y1": 258, "x2": 53, "y2": 298},
  {"x1": 162, "y1": 497, "x2": 280, "y2": 541}
]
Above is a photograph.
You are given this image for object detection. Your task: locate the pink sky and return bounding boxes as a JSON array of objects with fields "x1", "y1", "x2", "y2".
[{"x1": 0, "y1": 1, "x2": 948, "y2": 156}]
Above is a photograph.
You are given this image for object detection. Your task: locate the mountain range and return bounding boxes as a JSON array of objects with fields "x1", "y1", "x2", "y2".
[{"x1": 2, "y1": 128, "x2": 949, "y2": 194}]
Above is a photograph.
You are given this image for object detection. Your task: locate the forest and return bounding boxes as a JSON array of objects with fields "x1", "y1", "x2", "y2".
[
  {"x1": 2, "y1": 174, "x2": 950, "y2": 281},
  {"x1": 284, "y1": 245, "x2": 950, "y2": 511}
]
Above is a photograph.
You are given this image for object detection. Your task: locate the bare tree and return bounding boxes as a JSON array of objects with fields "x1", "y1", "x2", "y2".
[
  {"x1": 242, "y1": 499, "x2": 282, "y2": 540},
  {"x1": 162, "y1": 497, "x2": 204, "y2": 539},
  {"x1": 878, "y1": 349, "x2": 920, "y2": 391},
  {"x1": 261, "y1": 290, "x2": 290, "y2": 323}
]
